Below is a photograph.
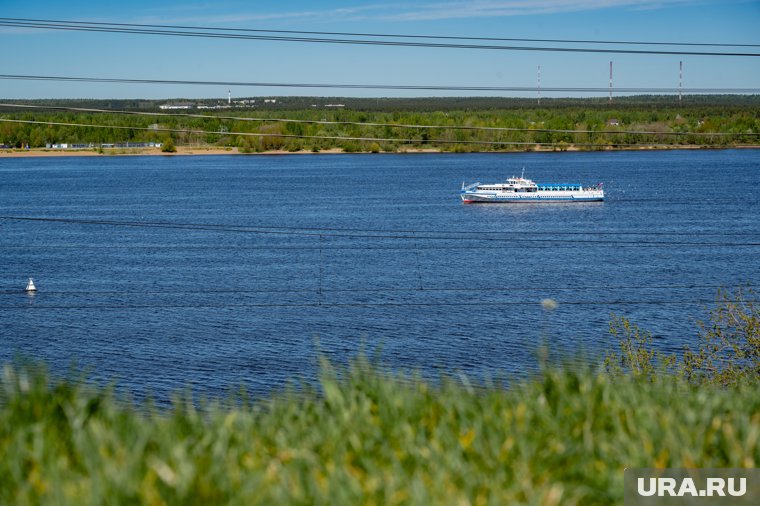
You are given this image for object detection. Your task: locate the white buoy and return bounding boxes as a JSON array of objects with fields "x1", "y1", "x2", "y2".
[{"x1": 25, "y1": 278, "x2": 37, "y2": 292}]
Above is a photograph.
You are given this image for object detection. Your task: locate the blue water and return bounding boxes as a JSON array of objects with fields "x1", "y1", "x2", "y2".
[{"x1": 1, "y1": 150, "x2": 758, "y2": 400}]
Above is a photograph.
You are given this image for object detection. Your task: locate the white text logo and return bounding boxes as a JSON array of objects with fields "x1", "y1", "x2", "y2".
[{"x1": 637, "y1": 477, "x2": 747, "y2": 497}]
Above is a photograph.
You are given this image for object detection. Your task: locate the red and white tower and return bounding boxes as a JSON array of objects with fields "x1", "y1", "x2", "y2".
[
  {"x1": 609, "y1": 61, "x2": 613, "y2": 103},
  {"x1": 537, "y1": 65, "x2": 541, "y2": 105}
]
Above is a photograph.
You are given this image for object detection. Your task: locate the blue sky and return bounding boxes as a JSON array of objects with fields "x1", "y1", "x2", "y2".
[{"x1": 1, "y1": 0, "x2": 758, "y2": 99}]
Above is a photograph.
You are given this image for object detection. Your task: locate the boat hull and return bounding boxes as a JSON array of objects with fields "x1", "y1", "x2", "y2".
[{"x1": 461, "y1": 191, "x2": 604, "y2": 203}]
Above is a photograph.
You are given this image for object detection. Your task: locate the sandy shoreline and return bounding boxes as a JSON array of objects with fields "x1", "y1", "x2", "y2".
[
  {"x1": 0, "y1": 145, "x2": 757, "y2": 158},
  {"x1": 0, "y1": 146, "x2": 255, "y2": 157},
  {"x1": 0, "y1": 146, "x2": 410, "y2": 157}
]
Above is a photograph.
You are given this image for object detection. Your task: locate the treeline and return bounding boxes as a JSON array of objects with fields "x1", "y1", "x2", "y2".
[
  {"x1": 5, "y1": 94, "x2": 760, "y2": 112},
  {"x1": 1, "y1": 95, "x2": 759, "y2": 151}
]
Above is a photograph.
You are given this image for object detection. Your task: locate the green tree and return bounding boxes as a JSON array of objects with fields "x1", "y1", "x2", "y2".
[
  {"x1": 607, "y1": 287, "x2": 760, "y2": 385},
  {"x1": 682, "y1": 287, "x2": 760, "y2": 386},
  {"x1": 605, "y1": 315, "x2": 677, "y2": 381},
  {"x1": 161, "y1": 138, "x2": 177, "y2": 153}
]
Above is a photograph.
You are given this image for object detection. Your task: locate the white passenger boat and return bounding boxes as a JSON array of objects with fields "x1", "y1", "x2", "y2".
[{"x1": 460, "y1": 171, "x2": 604, "y2": 203}]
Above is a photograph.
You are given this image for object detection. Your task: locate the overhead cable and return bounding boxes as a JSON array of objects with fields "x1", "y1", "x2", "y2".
[
  {"x1": 1, "y1": 74, "x2": 759, "y2": 95},
  {"x1": 1, "y1": 101, "x2": 759, "y2": 138},
  {"x1": 2, "y1": 216, "x2": 759, "y2": 246},
  {"x1": 0, "y1": 118, "x2": 712, "y2": 149},
  {"x1": 0, "y1": 283, "x2": 751, "y2": 296},
  {"x1": 1, "y1": 17, "x2": 757, "y2": 48},
  {"x1": 1, "y1": 19, "x2": 758, "y2": 57},
  {"x1": 0, "y1": 299, "x2": 756, "y2": 310}
]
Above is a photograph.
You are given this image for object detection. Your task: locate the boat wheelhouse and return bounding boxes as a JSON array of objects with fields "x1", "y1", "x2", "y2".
[{"x1": 460, "y1": 172, "x2": 604, "y2": 203}]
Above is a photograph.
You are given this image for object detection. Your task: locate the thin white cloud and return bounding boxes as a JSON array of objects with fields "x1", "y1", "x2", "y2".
[
  {"x1": 0, "y1": 0, "x2": 707, "y2": 30},
  {"x1": 171, "y1": 0, "x2": 704, "y2": 24},
  {"x1": 137, "y1": 4, "x2": 394, "y2": 25},
  {"x1": 368, "y1": 0, "x2": 702, "y2": 21}
]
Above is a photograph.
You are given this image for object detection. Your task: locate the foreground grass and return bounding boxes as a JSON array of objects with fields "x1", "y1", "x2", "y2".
[{"x1": 1, "y1": 358, "x2": 758, "y2": 505}]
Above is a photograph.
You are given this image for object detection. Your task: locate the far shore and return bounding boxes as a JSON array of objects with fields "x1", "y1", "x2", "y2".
[{"x1": 1, "y1": 144, "x2": 758, "y2": 158}]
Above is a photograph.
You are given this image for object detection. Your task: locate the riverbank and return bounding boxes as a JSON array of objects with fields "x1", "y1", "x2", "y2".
[
  {"x1": 4, "y1": 97, "x2": 757, "y2": 157},
  {"x1": 0, "y1": 146, "x2": 240, "y2": 157},
  {"x1": 2, "y1": 144, "x2": 758, "y2": 157},
  {"x1": 0, "y1": 146, "x2": 393, "y2": 157}
]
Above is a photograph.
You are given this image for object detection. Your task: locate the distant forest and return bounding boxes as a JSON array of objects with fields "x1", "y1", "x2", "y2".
[{"x1": 1, "y1": 95, "x2": 758, "y2": 151}]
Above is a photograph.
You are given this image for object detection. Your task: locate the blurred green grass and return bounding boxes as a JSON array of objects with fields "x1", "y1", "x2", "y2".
[{"x1": 1, "y1": 355, "x2": 758, "y2": 505}]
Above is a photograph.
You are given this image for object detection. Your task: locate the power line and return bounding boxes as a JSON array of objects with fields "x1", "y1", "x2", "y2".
[
  {"x1": 2, "y1": 101, "x2": 758, "y2": 138},
  {"x1": 2, "y1": 17, "x2": 757, "y2": 48},
  {"x1": 0, "y1": 284, "x2": 749, "y2": 297},
  {"x1": 0, "y1": 299, "x2": 753, "y2": 310},
  {"x1": 1, "y1": 220, "x2": 758, "y2": 237},
  {"x1": 0, "y1": 245, "x2": 755, "y2": 252},
  {"x1": 4, "y1": 117, "x2": 725, "y2": 149},
  {"x1": 2, "y1": 216, "x2": 759, "y2": 247},
  {"x1": 2, "y1": 241, "x2": 757, "y2": 251},
  {"x1": 0, "y1": 117, "x2": 554, "y2": 147},
  {"x1": 0, "y1": 228, "x2": 758, "y2": 237},
  {"x1": 0, "y1": 243, "x2": 752, "y2": 251},
  {"x1": 1, "y1": 19, "x2": 759, "y2": 57},
  {"x1": 2, "y1": 75, "x2": 759, "y2": 95}
]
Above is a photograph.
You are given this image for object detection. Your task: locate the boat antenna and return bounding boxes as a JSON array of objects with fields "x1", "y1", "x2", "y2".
[{"x1": 521, "y1": 167, "x2": 525, "y2": 179}]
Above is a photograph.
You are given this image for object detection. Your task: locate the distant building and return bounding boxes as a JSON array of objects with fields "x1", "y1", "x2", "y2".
[
  {"x1": 44, "y1": 142, "x2": 162, "y2": 149},
  {"x1": 159, "y1": 103, "x2": 194, "y2": 110},
  {"x1": 113, "y1": 142, "x2": 156, "y2": 148}
]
